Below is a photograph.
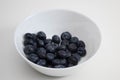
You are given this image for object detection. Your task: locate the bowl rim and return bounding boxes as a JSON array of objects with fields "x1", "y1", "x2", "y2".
[{"x1": 14, "y1": 9, "x2": 102, "y2": 70}]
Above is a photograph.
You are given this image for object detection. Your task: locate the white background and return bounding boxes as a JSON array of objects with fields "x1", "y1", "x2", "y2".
[{"x1": 0, "y1": 0, "x2": 120, "y2": 80}]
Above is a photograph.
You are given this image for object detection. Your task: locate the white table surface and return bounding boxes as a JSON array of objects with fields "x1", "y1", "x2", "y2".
[{"x1": 0, "y1": 0, "x2": 120, "y2": 80}]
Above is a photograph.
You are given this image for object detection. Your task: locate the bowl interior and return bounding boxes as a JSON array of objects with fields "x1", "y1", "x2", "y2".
[{"x1": 15, "y1": 10, "x2": 101, "y2": 65}]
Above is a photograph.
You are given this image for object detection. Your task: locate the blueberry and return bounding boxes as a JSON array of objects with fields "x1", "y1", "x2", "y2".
[
  {"x1": 78, "y1": 47, "x2": 84, "y2": 51},
  {"x1": 32, "y1": 33, "x2": 37, "y2": 41},
  {"x1": 52, "y1": 59, "x2": 61, "y2": 65},
  {"x1": 67, "y1": 56, "x2": 78, "y2": 65},
  {"x1": 54, "y1": 65, "x2": 66, "y2": 68},
  {"x1": 24, "y1": 33, "x2": 32, "y2": 39},
  {"x1": 77, "y1": 49, "x2": 86, "y2": 57},
  {"x1": 51, "y1": 42, "x2": 59, "y2": 50},
  {"x1": 60, "y1": 59, "x2": 67, "y2": 65},
  {"x1": 70, "y1": 37, "x2": 79, "y2": 44},
  {"x1": 57, "y1": 45, "x2": 66, "y2": 50},
  {"x1": 24, "y1": 33, "x2": 36, "y2": 41},
  {"x1": 77, "y1": 40, "x2": 85, "y2": 48},
  {"x1": 24, "y1": 45, "x2": 36, "y2": 54},
  {"x1": 37, "y1": 39, "x2": 44, "y2": 47},
  {"x1": 37, "y1": 48, "x2": 46, "y2": 58},
  {"x1": 57, "y1": 50, "x2": 68, "y2": 58},
  {"x1": 61, "y1": 32, "x2": 71, "y2": 40},
  {"x1": 66, "y1": 50, "x2": 72, "y2": 57},
  {"x1": 23, "y1": 39, "x2": 37, "y2": 47},
  {"x1": 27, "y1": 53, "x2": 39, "y2": 63},
  {"x1": 37, "y1": 59, "x2": 46, "y2": 66},
  {"x1": 72, "y1": 53, "x2": 81, "y2": 61},
  {"x1": 52, "y1": 35, "x2": 60, "y2": 44},
  {"x1": 37, "y1": 31, "x2": 46, "y2": 40},
  {"x1": 68, "y1": 63, "x2": 74, "y2": 67},
  {"x1": 68, "y1": 43, "x2": 77, "y2": 52},
  {"x1": 46, "y1": 53, "x2": 55, "y2": 61},
  {"x1": 46, "y1": 44, "x2": 55, "y2": 53},
  {"x1": 44, "y1": 39, "x2": 52, "y2": 44},
  {"x1": 61, "y1": 40, "x2": 69, "y2": 46}
]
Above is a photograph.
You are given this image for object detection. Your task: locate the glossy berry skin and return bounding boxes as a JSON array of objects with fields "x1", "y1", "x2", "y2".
[
  {"x1": 70, "y1": 37, "x2": 79, "y2": 44},
  {"x1": 45, "y1": 44, "x2": 55, "y2": 53},
  {"x1": 46, "y1": 53, "x2": 55, "y2": 61},
  {"x1": 44, "y1": 39, "x2": 52, "y2": 44},
  {"x1": 61, "y1": 32, "x2": 71, "y2": 40},
  {"x1": 66, "y1": 50, "x2": 72, "y2": 57},
  {"x1": 61, "y1": 40, "x2": 69, "y2": 46},
  {"x1": 24, "y1": 33, "x2": 36, "y2": 41},
  {"x1": 54, "y1": 65, "x2": 66, "y2": 68},
  {"x1": 68, "y1": 43, "x2": 77, "y2": 52},
  {"x1": 60, "y1": 59, "x2": 67, "y2": 65},
  {"x1": 57, "y1": 50, "x2": 68, "y2": 58},
  {"x1": 24, "y1": 45, "x2": 36, "y2": 54},
  {"x1": 78, "y1": 47, "x2": 84, "y2": 51},
  {"x1": 51, "y1": 42, "x2": 59, "y2": 50},
  {"x1": 37, "y1": 31, "x2": 46, "y2": 40},
  {"x1": 57, "y1": 45, "x2": 66, "y2": 51},
  {"x1": 23, "y1": 39, "x2": 37, "y2": 47},
  {"x1": 68, "y1": 56, "x2": 78, "y2": 65},
  {"x1": 52, "y1": 35, "x2": 60, "y2": 44},
  {"x1": 77, "y1": 49, "x2": 86, "y2": 57},
  {"x1": 37, "y1": 48, "x2": 46, "y2": 58},
  {"x1": 52, "y1": 59, "x2": 61, "y2": 65},
  {"x1": 72, "y1": 53, "x2": 81, "y2": 61},
  {"x1": 27, "y1": 53, "x2": 39, "y2": 63},
  {"x1": 68, "y1": 63, "x2": 74, "y2": 67},
  {"x1": 37, "y1": 59, "x2": 46, "y2": 66},
  {"x1": 37, "y1": 39, "x2": 44, "y2": 47},
  {"x1": 77, "y1": 40, "x2": 85, "y2": 48}
]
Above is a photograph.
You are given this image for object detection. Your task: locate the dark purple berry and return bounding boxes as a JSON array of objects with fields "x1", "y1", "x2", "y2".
[
  {"x1": 78, "y1": 47, "x2": 85, "y2": 51},
  {"x1": 37, "y1": 31, "x2": 46, "y2": 40},
  {"x1": 37, "y1": 48, "x2": 46, "y2": 58},
  {"x1": 70, "y1": 37, "x2": 79, "y2": 44},
  {"x1": 68, "y1": 63, "x2": 74, "y2": 67},
  {"x1": 46, "y1": 44, "x2": 55, "y2": 53},
  {"x1": 66, "y1": 50, "x2": 72, "y2": 57},
  {"x1": 68, "y1": 56, "x2": 78, "y2": 65},
  {"x1": 37, "y1": 59, "x2": 46, "y2": 66},
  {"x1": 37, "y1": 39, "x2": 44, "y2": 47},
  {"x1": 77, "y1": 49, "x2": 86, "y2": 57},
  {"x1": 68, "y1": 43, "x2": 77, "y2": 52},
  {"x1": 57, "y1": 50, "x2": 68, "y2": 58},
  {"x1": 61, "y1": 32, "x2": 71, "y2": 40},
  {"x1": 60, "y1": 59, "x2": 67, "y2": 65},
  {"x1": 77, "y1": 40, "x2": 85, "y2": 48},
  {"x1": 61, "y1": 40, "x2": 69, "y2": 46},
  {"x1": 52, "y1": 59, "x2": 61, "y2": 65},
  {"x1": 51, "y1": 42, "x2": 59, "y2": 50},
  {"x1": 44, "y1": 39, "x2": 52, "y2": 44},
  {"x1": 24, "y1": 33, "x2": 36, "y2": 41},
  {"x1": 46, "y1": 53, "x2": 55, "y2": 61},
  {"x1": 57, "y1": 45, "x2": 66, "y2": 50},
  {"x1": 72, "y1": 53, "x2": 81, "y2": 61},
  {"x1": 23, "y1": 39, "x2": 37, "y2": 47},
  {"x1": 52, "y1": 35, "x2": 60, "y2": 44},
  {"x1": 24, "y1": 45, "x2": 36, "y2": 54},
  {"x1": 27, "y1": 53, "x2": 39, "y2": 63}
]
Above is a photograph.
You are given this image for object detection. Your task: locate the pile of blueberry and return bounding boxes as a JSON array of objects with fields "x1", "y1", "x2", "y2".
[{"x1": 23, "y1": 31, "x2": 86, "y2": 68}]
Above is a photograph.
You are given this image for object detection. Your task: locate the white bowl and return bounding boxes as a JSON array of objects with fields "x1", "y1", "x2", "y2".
[{"x1": 14, "y1": 9, "x2": 101, "y2": 76}]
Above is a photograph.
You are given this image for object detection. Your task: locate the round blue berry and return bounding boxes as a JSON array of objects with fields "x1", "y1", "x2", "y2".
[{"x1": 61, "y1": 32, "x2": 71, "y2": 40}]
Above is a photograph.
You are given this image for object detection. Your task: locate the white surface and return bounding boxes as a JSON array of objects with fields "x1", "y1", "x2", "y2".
[
  {"x1": 15, "y1": 10, "x2": 101, "y2": 76},
  {"x1": 0, "y1": 0, "x2": 120, "y2": 79}
]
